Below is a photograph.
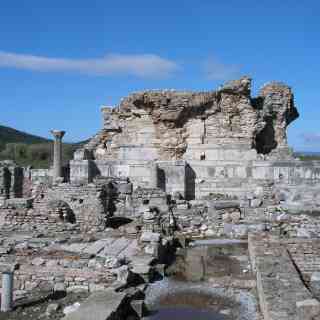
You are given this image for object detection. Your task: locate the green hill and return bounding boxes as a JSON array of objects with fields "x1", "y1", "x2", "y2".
[
  {"x1": 0, "y1": 125, "x2": 82, "y2": 168},
  {"x1": 0, "y1": 125, "x2": 50, "y2": 151}
]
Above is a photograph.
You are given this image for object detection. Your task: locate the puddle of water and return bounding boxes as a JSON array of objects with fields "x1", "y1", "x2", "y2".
[
  {"x1": 146, "y1": 290, "x2": 233, "y2": 320},
  {"x1": 144, "y1": 279, "x2": 258, "y2": 320},
  {"x1": 147, "y1": 306, "x2": 228, "y2": 320}
]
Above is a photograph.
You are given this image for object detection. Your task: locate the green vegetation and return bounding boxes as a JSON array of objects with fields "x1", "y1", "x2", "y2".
[
  {"x1": 293, "y1": 152, "x2": 320, "y2": 161},
  {"x1": 0, "y1": 125, "x2": 50, "y2": 149},
  {"x1": 0, "y1": 125, "x2": 82, "y2": 168}
]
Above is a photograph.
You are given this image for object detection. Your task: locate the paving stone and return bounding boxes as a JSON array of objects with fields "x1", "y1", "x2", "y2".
[{"x1": 62, "y1": 289, "x2": 127, "y2": 320}]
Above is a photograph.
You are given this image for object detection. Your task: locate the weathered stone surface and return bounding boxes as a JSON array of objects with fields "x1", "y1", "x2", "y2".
[
  {"x1": 296, "y1": 299, "x2": 320, "y2": 320},
  {"x1": 249, "y1": 234, "x2": 314, "y2": 320},
  {"x1": 62, "y1": 289, "x2": 128, "y2": 320},
  {"x1": 46, "y1": 303, "x2": 60, "y2": 316},
  {"x1": 130, "y1": 300, "x2": 145, "y2": 318},
  {"x1": 84, "y1": 77, "x2": 298, "y2": 162},
  {"x1": 311, "y1": 272, "x2": 320, "y2": 300},
  {"x1": 140, "y1": 232, "x2": 160, "y2": 243}
]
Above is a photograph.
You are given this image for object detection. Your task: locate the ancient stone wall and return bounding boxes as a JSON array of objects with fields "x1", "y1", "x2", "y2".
[
  {"x1": 286, "y1": 239, "x2": 320, "y2": 286},
  {"x1": 13, "y1": 249, "x2": 115, "y2": 293},
  {"x1": 0, "y1": 161, "x2": 24, "y2": 199},
  {"x1": 83, "y1": 77, "x2": 298, "y2": 162},
  {"x1": 38, "y1": 184, "x2": 109, "y2": 232}
]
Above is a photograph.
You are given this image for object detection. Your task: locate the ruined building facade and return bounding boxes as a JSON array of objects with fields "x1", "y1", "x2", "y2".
[{"x1": 70, "y1": 77, "x2": 319, "y2": 200}]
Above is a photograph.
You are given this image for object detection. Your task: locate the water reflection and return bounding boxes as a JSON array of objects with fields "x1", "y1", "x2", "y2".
[{"x1": 148, "y1": 306, "x2": 227, "y2": 320}]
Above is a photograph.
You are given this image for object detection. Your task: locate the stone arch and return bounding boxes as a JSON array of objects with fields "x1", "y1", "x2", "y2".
[{"x1": 47, "y1": 199, "x2": 76, "y2": 223}]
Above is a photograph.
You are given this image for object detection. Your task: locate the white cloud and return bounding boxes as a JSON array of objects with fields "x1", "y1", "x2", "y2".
[
  {"x1": 204, "y1": 57, "x2": 241, "y2": 81},
  {"x1": 0, "y1": 51, "x2": 178, "y2": 78}
]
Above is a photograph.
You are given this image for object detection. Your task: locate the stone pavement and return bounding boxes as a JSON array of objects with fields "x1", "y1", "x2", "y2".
[
  {"x1": 62, "y1": 289, "x2": 128, "y2": 320},
  {"x1": 248, "y1": 233, "x2": 320, "y2": 320},
  {"x1": 60, "y1": 237, "x2": 140, "y2": 260}
]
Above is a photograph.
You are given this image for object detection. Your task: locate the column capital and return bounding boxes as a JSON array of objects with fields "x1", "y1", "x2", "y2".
[{"x1": 50, "y1": 130, "x2": 66, "y2": 140}]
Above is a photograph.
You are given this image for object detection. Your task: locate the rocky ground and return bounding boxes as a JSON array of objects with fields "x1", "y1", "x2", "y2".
[{"x1": 0, "y1": 290, "x2": 89, "y2": 320}]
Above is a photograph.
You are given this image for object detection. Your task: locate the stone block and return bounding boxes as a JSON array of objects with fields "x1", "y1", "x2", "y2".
[
  {"x1": 114, "y1": 265, "x2": 130, "y2": 284},
  {"x1": 250, "y1": 198, "x2": 262, "y2": 208},
  {"x1": 46, "y1": 303, "x2": 60, "y2": 316},
  {"x1": 52, "y1": 281, "x2": 65, "y2": 292},
  {"x1": 140, "y1": 232, "x2": 160, "y2": 243},
  {"x1": 230, "y1": 211, "x2": 241, "y2": 223},
  {"x1": 130, "y1": 300, "x2": 145, "y2": 318},
  {"x1": 311, "y1": 272, "x2": 320, "y2": 299},
  {"x1": 62, "y1": 289, "x2": 127, "y2": 320},
  {"x1": 296, "y1": 299, "x2": 320, "y2": 320}
]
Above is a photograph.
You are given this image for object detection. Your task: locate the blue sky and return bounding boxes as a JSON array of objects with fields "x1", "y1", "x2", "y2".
[{"x1": 0, "y1": 1, "x2": 319, "y2": 151}]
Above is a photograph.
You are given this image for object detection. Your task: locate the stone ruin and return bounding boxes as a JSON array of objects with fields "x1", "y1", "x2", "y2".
[{"x1": 1, "y1": 77, "x2": 320, "y2": 319}]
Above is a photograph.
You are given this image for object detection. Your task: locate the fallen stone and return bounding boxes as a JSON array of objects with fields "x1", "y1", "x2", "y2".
[
  {"x1": 230, "y1": 211, "x2": 241, "y2": 223},
  {"x1": 144, "y1": 243, "x2": 159, "y2": 256},
  {"x1": 104, "y1": 256, "x2": 121, "y2": 269},
  {"x1": 204, "y1": 229, "x2": 216, "y2": 237},
  {"x1": 102, "y1": 237, "x2": 131, "y2": 257},
  {"x1": 297, "y1": 228, "x2": 312, "y2": 238},
  {"x1": 54, "y1": 282, "x2": 66, "y2": 293},
  {"x1": 63, "y1": 302, "x2": 81, "y2": 315},
  {"x1": 132, "y1": 264, "x2": 151, "y2": 276},
  {"x1": 83, "y1": 240, "x2": 109, "y2": 255},
  {"x1": 176, "y1": 203, "x2": 189, "y2": 210},
  {"x1": 296, "y1": 299, "x2": 320, "y2": 320},
  {"x1": 46, "y1": 303, "x2": 60, "y2": 316},
  {"x1": 222, "y1": 213, "x2": 231, "y2": 222},
  {"x1": 219, "y1": 309, "x2": 231, "y2": 316},
  {"x1": 114, "y1": 265, "x2": 130, "y2": 284},
  {"x1": 311, "y1": 272, "x2": 320, "y2": 299},
  {"x1": 89, "y1": 283, "x2": 107, "y2": 292},
  {"x1": 130, "y1": 256, "x2": 155, "y2": 267},
  {"x1": 214, "y1": 201, "x2": 240, "y2": 210},
  {"x1": 140, "y1": 232, "x2": 160, "y2": 243},
  {"x1": 62, "y1": 289, "x2": 127, "y2": 320},
  {"x1": 130, "y1": 300, "x2": 145, "y2": 318},
  {"x1": 200, "y1": 224, "x2": 208, "y2": 231},
  {"x1": 251, "y1": 198, "x2": 262, "y2": 208},
  {"x1": 31, "y1": 257, "x2": 45, "y2": 266},
  {"x1": 191, "y1": 218, "x2": 202, "y2": 227}
]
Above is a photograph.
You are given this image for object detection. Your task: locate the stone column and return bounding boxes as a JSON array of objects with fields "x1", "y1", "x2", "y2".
[
  {"x1": 149, "y1": 162, "x2": 158, "y2": 188},
  {"x1": 51, "y1": 130, "x2": 66, "y2": 182},
  {"x1": 1, "y1": 271, "x2": 13, "y2": 312}
]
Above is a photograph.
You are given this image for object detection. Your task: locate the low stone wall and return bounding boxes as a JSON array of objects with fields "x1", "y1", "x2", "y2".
[
  {"x1": 189, "y1": 160, "x2": 320, "y2": 199},
  {"x1": 0, "y1": 207, "x2": 81, "y2": 233},
  {"x1": 12, "y1": 249, "x2": 115, "y2": 293},
  {"x1": 36, "y1": 183, "x2": 108, "y2": 232},
  {"x1": 0, "y1": 182, "x2": 110, "y2": 232},
  {"x1": 70, "y1": 159, "x2": 187, "y2": 198},
  {"x1": 70, "y1": 158, "x2": 320, "y2": 201},
  {"x1": 285, "y1": 239, "x2": 320, "y2": 287},
  {"x1": 248, "y1": 233, "x2": 320, "y2": 320}
]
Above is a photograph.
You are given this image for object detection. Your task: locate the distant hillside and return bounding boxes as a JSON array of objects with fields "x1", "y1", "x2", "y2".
[
  {"x1": 0, "y1": 125, "x2": 85, "y2": 168},
  {"x1": 293, "y1": 151, "x2": 320, "y2": 160},
  {"x1": 0, "y1": 125, "x2": 50, "y2": 151}
]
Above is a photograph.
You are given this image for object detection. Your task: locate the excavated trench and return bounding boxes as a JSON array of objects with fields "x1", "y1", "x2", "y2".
[{"x1": 144, "y1": 239, "x2": 260, "y2": 320}]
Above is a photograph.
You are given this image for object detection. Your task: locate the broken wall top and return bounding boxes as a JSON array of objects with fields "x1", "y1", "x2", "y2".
[{"x1": 83, "y1": 77, "x2": 299, "y2": 161}]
